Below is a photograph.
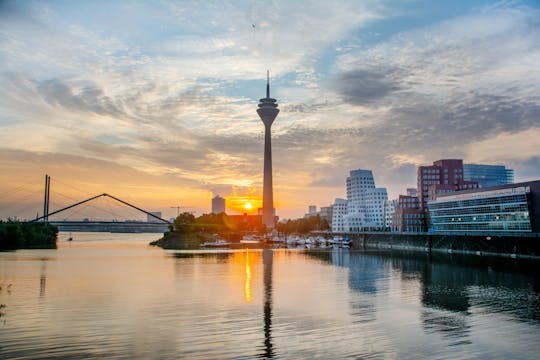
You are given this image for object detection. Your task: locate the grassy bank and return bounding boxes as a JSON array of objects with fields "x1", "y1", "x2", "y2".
[{"x1": 0, "y1": 221, "x2": 58, "y2": 250}]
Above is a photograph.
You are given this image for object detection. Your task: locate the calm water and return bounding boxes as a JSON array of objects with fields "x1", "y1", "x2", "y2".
[{"x1": 1, "y1": 233, "x2": 540, "y2": 359}]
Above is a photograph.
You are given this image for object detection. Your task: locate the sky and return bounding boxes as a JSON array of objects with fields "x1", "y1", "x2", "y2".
[{"x1": 1, "y1": 0, "x2": 540, "y2": 220}]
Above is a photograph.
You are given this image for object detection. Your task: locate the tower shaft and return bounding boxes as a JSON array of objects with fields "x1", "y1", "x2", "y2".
[
  {"x1": 263, "y1": 124, "x2": 274, "y2": 228},
  {"x1": 257, "y1": 72, "x2": 279, "y2": 229}
]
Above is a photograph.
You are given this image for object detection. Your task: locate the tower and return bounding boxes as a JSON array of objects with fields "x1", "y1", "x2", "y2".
[{"x1": 257, "y1": 71, "x2": 279, "y2": 229}]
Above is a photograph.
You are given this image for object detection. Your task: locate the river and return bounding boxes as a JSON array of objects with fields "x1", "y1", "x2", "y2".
[{"x1": 1, "y1": 232, "x2": 539, "y2": 359}]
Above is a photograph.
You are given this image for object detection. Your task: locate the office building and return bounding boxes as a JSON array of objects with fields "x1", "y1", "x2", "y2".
[
  {"x1": 211, "y1": 195, "x2": 226, "y2": 214},
  {"x1": 428, "y1": 180, "x2": 540, "y2": 233},
  {"x1": 331, "y1": 198, "x2": 347, "y2": 232},
  {"x1": 392, "y1": 195, "x2": 424, "y2": 232},
  {"x1": 385, "y1": 199, "x2": 398, "y2": 230},
  {"x1": 463, "y1": 163, "x2": 514, "y2": 188}
]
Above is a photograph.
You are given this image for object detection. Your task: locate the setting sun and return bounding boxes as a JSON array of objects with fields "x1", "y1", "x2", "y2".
[{"x1": 244, "y1": 202, "x2": 253, "y2": 210}]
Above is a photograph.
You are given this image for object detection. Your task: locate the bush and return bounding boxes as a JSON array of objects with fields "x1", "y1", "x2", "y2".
[{"x1": 0, "y1": 221, "x2": 58, "y2": 250}]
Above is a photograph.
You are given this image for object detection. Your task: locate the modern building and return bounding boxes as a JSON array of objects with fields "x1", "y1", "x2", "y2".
[
  {"x1": 320, "y1": 205, "x2": 333, "y2": 224},
  {"x1": 304, "y1": 205, "x2": 318, "y2": 218},
  {"x1": 427, "y1": 180, "x2": 540, "y2": 233},
  {"x1": 343, "y1": 169, "x2": 388, "y2": 232},
  {"x1": 417, "y1": 159, "x2": 478, "y2": 210},
  {"x1": 385, "y1": 199, "x2": 398, "y2": 230},
  {"x1": 392, "y1": 195, "x2": 424, "y2": 232},
  {"x1": 211, "y1": 195, "x2": 225, "y2": 214},
  {"x1": 147, "y1": 212, "x2": 162, "y2": 223},
  {"x1": 406, "y1": 188, "x2": 417, "y2": 197},
  {"x1": 463, "y1": 163, "x2": 514, "y2": 188},
  {"x1": 364, "y1": 188, "x2": 388, "y2": 229},
  {"x1": 331, "y1": 198, "x2": 348, "y2": 232}
]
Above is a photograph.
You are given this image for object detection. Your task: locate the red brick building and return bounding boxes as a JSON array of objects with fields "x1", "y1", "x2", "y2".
[
  {"x1": 392, "y1": 195, "x2": 425, "y2": 232},
  {"x1": 417, "y1": 159, "x2": 478, "y2": 230}
]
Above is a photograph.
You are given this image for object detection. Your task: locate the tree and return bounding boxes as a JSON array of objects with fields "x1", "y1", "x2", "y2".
[{"x1": 173, "y1": 212, "x2": 196, "y2": 233}]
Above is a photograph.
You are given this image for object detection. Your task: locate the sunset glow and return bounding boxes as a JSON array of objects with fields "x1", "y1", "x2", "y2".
[{"x1": 1, "y1": 1, "x2": 539, "y2": 221}]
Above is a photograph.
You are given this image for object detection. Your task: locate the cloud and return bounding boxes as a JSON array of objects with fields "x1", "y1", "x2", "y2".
[
  {"x1": 2, "y1": 1, "x2": 540, "y2": 218},
  {"x1": 334, "y1": 67, "x2": 402, "y2": 105}
]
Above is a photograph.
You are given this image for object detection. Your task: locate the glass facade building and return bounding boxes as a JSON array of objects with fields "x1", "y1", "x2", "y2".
[
  {"x1": 427, "y1": 181, "x2": 540, "y2": 233},
  {"x1": 463, "y1": 164, "x2": 514, "y2": 188}
]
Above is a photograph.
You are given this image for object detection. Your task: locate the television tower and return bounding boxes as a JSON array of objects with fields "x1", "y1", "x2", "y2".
[{"x1": 257, "y1": 71, "x2": 279, "y2": 229}]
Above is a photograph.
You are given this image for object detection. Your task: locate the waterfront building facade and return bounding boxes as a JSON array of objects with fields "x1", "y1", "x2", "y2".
[
  {"x1": 211, "y1": 195, "x2": 225, "y2": 214},
  {"x1": 427, "y1": 180, "x2": 540, "y2": 233},
  {"x1": 463, "y1": 163, "x2": 514, "y2": 188},
  {"x1": 331, "y1": 198, "x2": 347, "y2": 232},
  {"x1": 385, "y1": 199, "x2": 398, "y2": 231},
  {"x1": 392, "y1": 195, "x2": 424, "y2": 232},
  {"x1": 343, "y1": 169, "x2": 388, "y2": 232},
  {"x1": 417, "y1": 159, "x2": 478, "y2": 210},
  {"x1": 417, "y1": 159, "x2": 479, "y2": 230}
]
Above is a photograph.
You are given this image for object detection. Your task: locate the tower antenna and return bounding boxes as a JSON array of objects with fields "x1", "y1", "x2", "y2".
[{"x1": 266, "y1": 70, "x2": 270, "y2": 98}]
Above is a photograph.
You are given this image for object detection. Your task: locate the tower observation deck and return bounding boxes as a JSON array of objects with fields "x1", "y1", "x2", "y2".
[{"x1": 257, "y1": 71, "x2": 279, "y2": 229}]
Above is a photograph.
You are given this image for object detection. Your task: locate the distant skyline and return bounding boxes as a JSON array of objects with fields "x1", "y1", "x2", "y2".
[{"x1": 1, "y1": 0, "x2": 539, "y2": 220}]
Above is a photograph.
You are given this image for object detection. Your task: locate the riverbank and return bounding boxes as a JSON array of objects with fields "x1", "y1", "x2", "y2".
[
  {"x1": 345, "y1": 232, "x2": 540, "y2": 259},
  {"x1": 0, "y1": 222, "x2": 58, "y2": 250},
  {"x1": 149, "y1": 231, "x2": 213, "y2": 249}
]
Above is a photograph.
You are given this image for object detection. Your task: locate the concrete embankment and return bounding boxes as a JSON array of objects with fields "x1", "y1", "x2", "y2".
[{"x1": 345, "y1": 232, "x2": 540, "y2": 259}]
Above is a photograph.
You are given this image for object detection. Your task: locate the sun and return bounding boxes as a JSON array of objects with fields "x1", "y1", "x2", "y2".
[{"x1": 244, "y1": 202, "x2": 253, "y2": 210}]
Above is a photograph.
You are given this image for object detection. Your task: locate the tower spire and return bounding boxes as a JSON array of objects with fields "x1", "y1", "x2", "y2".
[{"x1": 266, "y1": 69, "x2": 270, "y2": 98}]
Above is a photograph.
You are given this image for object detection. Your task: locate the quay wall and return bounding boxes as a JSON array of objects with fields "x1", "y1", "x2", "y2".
[{"x1": 342, "y1": 232, "x2": 540, "y2": 259}]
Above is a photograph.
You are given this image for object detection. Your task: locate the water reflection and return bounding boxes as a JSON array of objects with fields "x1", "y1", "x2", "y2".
[
  {"x1": 39, "y1": 259, "x2": 46, "y2": 297},
  {"x1": 262, "y1": 248, "x2": 274, "y2": 358},
  {"x1": 244, "y1": 249, "x2": 252, "y2": 303},
  {"x1": 312, "y1": 249, "x2": 540, "y2": 348},
  {"x1": 2, "y1": 237, "x2": 540, "y2": 359}
]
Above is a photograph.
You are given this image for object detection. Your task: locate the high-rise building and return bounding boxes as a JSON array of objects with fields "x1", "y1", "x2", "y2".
[
  {"x1": 417, "y1": 159, "x2": 478, "y2": 210},
  {"x1": 257, "y1": 71, "x2": 279, "y2": 229},
  {"x1": 463, "y1": 163, "x2": 514, "y2": 188},
  {"x1": 308, "y1": 205, "x2": 317, "y2": 215},
  {"x1": 343, "y1": 169, "x2": 388, "y2": 232},
  {"x1": 211, "y1": 195, "x2": 225, "y2": 214},
  {"x1": 331, "y1": 198, "x2": 347, "y2": 232},
  {"x1": 417, "y1": 159, "x2": 479, "y2": 231}
]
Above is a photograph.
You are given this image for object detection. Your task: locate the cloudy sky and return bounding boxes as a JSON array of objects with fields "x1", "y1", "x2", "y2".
[{"x1": 1, "y1": 0, "x2": 539, "y2": 220}]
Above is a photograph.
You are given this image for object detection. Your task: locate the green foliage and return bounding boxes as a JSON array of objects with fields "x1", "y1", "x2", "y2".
[
  {"x1": 173, "y1": 212, "x2": 196, "y2": 233},
  {"x1": 275, "y1": 215, "x2": 330, "y2": 235},
  {"x1": 171, "y1": 212, "x2": 264, "y2": 237},
  {"x1": 0, "y1": 221, "x2": 58, "y2": 250}
]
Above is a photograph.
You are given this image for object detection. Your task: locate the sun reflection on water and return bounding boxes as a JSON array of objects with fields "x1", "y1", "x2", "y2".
[{"x1": 244, "y1": 248, "x2": 252, "y2": 303}]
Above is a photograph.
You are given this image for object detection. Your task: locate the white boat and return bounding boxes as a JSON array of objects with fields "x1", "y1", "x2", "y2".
[
  {"x1": 201, "y1": 239, "x2": 231, "y2": 247},
  {"x1": 240, "y1": 235, "x2": 262, "y2": 244}
]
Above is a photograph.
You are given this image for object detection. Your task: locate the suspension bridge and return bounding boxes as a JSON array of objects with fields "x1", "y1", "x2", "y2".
[{"x1": 3, "y1": 175, "x2": 171, "y2": 233}]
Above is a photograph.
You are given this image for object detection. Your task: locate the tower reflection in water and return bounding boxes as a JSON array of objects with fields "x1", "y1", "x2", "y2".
[
  {"x1": 242, "y1": 248, "x2": 274, "y2": 357},
  {"x1": 262, "y1": 248, "x2": 274, "y2": 358}
]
